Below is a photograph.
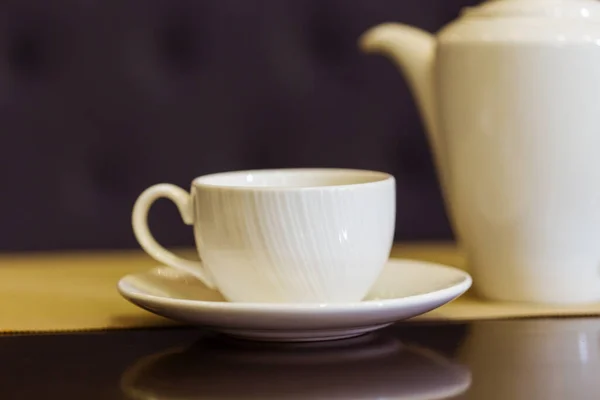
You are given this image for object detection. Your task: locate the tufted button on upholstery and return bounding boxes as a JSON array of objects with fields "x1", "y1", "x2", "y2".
[
  {"x1": 308, "y1": 10, "x2": 348, "y2": 66},
  {"x1": 157, "y1": 14, "x2": 203, "y2": 74},
  {"x1": 90, "y1": 154, "x2": 131, "y2": 195},
  {"x1": 6, "y1": 12, "x2": 72, "y2": 82},
  {"x1": 395, "y1": 131, "x2": 437, "y2": 185},
  {"x1": 8, "y1": 26, "x2": 49, "y2": 79},
  {"x1": 305, "y1": 3, "x2": 363, "y2": 87},
  {"x1": 9, "y1": 30, "x2": 40, "y2": 73}
]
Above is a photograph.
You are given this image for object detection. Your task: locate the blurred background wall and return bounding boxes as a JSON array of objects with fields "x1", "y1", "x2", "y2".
[{"x1": 0, "y1": 0, "x2": 479, "y2": 252}]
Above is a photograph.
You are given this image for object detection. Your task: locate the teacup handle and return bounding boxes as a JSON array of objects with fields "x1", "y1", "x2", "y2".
[{"x1": 131, "y1": 184, "x2": 216, "y2": 289}]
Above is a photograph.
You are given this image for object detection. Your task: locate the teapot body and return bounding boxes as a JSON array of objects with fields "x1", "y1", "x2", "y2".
[
  {"x1": 362, "y1": 0, "x2": 600, "y2": 303},
  {"x1": 436, "y1": 4, "x2": 600, "y2": 302}
]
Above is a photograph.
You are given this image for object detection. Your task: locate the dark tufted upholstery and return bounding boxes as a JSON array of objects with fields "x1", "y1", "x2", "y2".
[{"x1": 1, "y1": 0, "x2": 479, "y2": 251}]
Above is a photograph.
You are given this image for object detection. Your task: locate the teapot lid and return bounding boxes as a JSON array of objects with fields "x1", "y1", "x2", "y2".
[
  {"x1": 464, "y1": 0, "x2": 600, "y2": 19},
  {"x1": 440, "y1": 0, "x2": 600, "y2": 43}
]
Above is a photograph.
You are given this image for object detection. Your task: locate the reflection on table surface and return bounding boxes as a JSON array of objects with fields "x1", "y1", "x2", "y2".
[
  {"x1": 121, "y1": 332, "x2": 470, "y2": 400},
  {"x1": 1, "y1": 319, "x2": 599, "y2": 400}
]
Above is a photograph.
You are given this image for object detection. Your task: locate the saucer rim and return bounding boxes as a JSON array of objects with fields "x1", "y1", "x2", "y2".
[{"x1": 117, "y1": 258, "x2": 472, "y2": 314}]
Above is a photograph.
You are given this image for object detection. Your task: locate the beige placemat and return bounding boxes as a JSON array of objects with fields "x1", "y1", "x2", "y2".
[{"x1": 1, "y1": 243, "x2": 599, "y2": 334}]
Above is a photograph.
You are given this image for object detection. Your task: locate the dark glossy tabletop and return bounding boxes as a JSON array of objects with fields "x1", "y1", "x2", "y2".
[{"x1": 2, "y1": 318, "x2": 598, "y2": 399}]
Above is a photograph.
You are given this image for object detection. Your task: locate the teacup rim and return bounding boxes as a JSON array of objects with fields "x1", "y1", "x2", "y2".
[{"x1": 191, "y1": 168, "x2": 394, "y2": 191}]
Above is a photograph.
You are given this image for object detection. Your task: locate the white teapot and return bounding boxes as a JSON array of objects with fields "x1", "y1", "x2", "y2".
[{"x1": 360, "y1": 0, "x2": 600, "y2": 304}]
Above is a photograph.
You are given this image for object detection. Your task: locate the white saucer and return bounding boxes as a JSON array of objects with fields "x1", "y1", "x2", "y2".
[{"x1": 118, "y1": 258, "x2": 471, "y2": 342}]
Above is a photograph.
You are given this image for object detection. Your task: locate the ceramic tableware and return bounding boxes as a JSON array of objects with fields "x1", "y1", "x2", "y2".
[
  {"x1": 361, "y1": 0, "x2": 600, "y2": 304},
  {"x1": 117, "y1": 258, "x2": 472, "y2": 342},
  {"x1": 132, "y1": 168, "x2": 395, "y2": 303}
]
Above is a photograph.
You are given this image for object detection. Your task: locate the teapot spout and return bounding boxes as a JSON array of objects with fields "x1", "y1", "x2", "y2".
[{"x1": 359, "y1": 23, "x2": 441, "y2": 173}]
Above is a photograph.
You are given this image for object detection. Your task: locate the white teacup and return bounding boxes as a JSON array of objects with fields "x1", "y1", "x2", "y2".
[{"x1": 132, "y1": 168, "x2": 396, "y2": 303}]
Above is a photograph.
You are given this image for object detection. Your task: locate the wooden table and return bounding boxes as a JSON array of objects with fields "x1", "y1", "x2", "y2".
[
  {"x1": 2, "y1": 242, "x2": 600, "y2": 333},
  {"x1": 2, "y1": 244, "x2": 600, "y2": 398},
  {"x1": 2, "y1": 319, "x2": 599, "y2": 399}
]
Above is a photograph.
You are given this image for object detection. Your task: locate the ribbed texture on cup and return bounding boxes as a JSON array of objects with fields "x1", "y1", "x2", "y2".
[{"x1": 192, "y1": 180, "x2": 395, "y2": 303}]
